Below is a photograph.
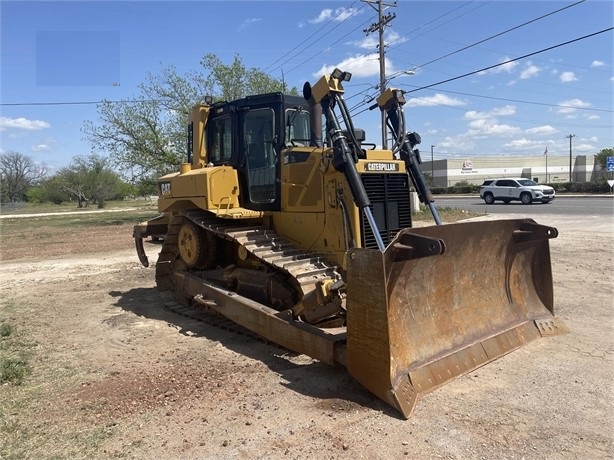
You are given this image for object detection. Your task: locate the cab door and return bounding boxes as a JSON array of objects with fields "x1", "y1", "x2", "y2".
[{"x1": 240, "y1": 107, "x2": 279, "y2": 209}]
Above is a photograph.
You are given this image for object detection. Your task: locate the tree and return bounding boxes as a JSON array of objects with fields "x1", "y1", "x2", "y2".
[
  {"x1": 200, "y1": 53, "x2": 294, "y2": 101},
  {"x1": 0, "y1": 151, "x2": 47, "y2": 203},
  {"x1": 83, "y1": 53, "x2": 298, "y2": 183},
  {"x1": 26, "y1": 176, "x2": 70, "y2": 204},
  {"x1": 595, "y1": 147, "x2": 614, "y2": 172},
  {"x1": 57, "y1": 154, "x2": 125, "y2": 208}
]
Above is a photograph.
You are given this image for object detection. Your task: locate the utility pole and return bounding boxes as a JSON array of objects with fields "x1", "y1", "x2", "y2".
[
  {"x1": 566, "y1": 134, "x2": 576, "y2": 182},
  {"x1": 363, "y1": 0, "x2": 397, "y2": 149},
  {"x1": 544, "y1": 146, "x2": 550, "y2": 184}
]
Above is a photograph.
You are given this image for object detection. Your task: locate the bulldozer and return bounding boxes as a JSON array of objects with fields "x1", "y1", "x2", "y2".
[{"x1": 133, "y1": 69, "x2": 567, "y2": 418}]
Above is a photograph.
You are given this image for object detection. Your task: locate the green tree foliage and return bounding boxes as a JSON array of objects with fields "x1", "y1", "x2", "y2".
[
  {"x1": 595, "y1": 147, "x2": 614, "y2": 172},
  {"x1": 56, "y1": 154, "x2": 125, "y2": 208},
  {"x1": 0, "y1": 151, "x2": 48, "y2": 203},
  {"x1": 83, "y1": 53, "x2": 297, "y2": 182},
  {"x1": 201, "y1": 53, "x2": 296, "y2": 101}
]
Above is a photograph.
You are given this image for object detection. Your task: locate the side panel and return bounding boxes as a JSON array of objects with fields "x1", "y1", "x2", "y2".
[{"x1": 157, "y1": 166, "x2": 241, "y2": 213}]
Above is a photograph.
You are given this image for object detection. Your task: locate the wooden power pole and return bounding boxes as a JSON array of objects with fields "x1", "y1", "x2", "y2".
[{"x1": 363, "y1": 0, "x2": 397, "y2": 149}]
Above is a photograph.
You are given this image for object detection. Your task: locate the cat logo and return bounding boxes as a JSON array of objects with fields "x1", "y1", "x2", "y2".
[
  {"x1": 364, "y1": 162, "x2": 399, "y2": 172},
  {"x1": 159, "y1": 182, "x2": 172, "y2": 196}
]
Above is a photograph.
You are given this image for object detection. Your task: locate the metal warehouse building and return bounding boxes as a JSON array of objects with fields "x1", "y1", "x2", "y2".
[{"x1": 420, "y1": 154, "x2": 600, "y2": 187}]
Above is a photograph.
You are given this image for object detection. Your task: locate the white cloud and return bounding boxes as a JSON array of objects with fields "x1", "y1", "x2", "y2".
[
  {"x1": 314, "y1": 53, "x2": 380, "y2": 78},
  {"x1": 310, "y1": 7, "x2": 361, "y2": 24},
  {"x1": 334, "y1": 7, "x2": 361, "y2": 21},
  {"x1": 310, "y1": 8, "x2": 333, "y2": 23},
  {"x1": 557, "y1": 98, "x2": 591, "y2": 114},
  {"x1": 240, "y1": 18, "x2": 262, "y2": 29},
  {"x1": 591, "y1": 60, "x2": 605, "y2": 68},
  {"x1": 31, "y1": 144, "x2": 51, "y2": 152},
  {"x1": 478, "y1": 57, "x2": 518, "y2": 75},
  {"x1": 560, "y1": 71, "x2": 578, "y2": 82},
  {"x1": 520, "y1": 62, "x2": 541, "y2": 79},
  {"x1": 464, "y1": 105, "x2": 516, "y2": 120},
  {"x1": 0, "y1": 116, "x2": 51, "y2": 131},
  {"x1": 352, "y1": 29, "x2": 407, "y2": 50},
  {"x1": 462, "y1": 105, "x2": 520, "y2": 138},
  {"x1": 467, "y1": 119, "x2": 520, "y2": 137},
  {"x1": 502, "y1": 138, "x2": 534, "y2": 149},
  {"x1": 525, "y1": 125, "x2": 559, "y2": 135},
  {"x1": 405, "y1": 93, "x2": 464, "y2": 108},
  {"x1": 575, "y1": 143, "x2": 596, "y2": 152}
]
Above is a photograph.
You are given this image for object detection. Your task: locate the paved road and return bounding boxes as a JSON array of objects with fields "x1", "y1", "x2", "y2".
[{"x1": 431, "y1": 195, "x2": 613, "y2": 233}]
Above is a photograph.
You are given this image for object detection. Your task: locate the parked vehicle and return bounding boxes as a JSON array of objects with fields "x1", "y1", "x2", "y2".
[{"x1": 480, "y1": 178, "x2": 555, "y2": 204}]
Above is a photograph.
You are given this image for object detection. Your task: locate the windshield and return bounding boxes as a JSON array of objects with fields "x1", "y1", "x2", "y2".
[{"x1": 517, "y1": 179, "x2": 538, "y2": 186}]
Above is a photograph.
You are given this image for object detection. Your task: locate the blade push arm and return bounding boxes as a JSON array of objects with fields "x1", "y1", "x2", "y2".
[{"x1": 375, "y1": 89, "x2": 442, "y2": 226}]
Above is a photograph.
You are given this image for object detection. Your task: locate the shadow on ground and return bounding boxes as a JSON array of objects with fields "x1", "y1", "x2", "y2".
[{"x1": 109, "y1": 286, "x2": 401, "y2": 419}]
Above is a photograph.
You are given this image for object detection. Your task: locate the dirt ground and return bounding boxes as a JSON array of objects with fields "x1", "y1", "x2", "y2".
[{"x1": 0, "y1": 213, "x2": 612, "y2": 459}]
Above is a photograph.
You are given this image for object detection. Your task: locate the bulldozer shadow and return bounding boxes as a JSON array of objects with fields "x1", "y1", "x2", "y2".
[{"x1": 109, "y1": 287, "x2": 399, "y2": 418}]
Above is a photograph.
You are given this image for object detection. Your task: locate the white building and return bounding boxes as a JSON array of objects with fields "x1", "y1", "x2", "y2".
[{"x1": 420, "y1": 154, "x2": 600, "y2": 187}]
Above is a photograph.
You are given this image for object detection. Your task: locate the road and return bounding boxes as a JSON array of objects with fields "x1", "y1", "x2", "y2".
[{"x1": 431, "y1": 195, "x2": 613, "y2": 233}]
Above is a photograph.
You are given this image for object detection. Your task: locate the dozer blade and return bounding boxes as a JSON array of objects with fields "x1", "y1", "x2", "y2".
[{"x1": 345, "y1": 218, "x2": 567, "y2": 418}]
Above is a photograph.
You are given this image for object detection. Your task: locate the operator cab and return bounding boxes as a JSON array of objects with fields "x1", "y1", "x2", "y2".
[{"x1": 205, "y1": 94, "x2": 311, "y2": 212}]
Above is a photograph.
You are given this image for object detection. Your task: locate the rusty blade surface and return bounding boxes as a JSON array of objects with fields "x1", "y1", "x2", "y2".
[{"x1": 345, "y1": 219, "x2": 567, "y2": 418}]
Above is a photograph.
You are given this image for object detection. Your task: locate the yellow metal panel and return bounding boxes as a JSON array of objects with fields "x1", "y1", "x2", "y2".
[
  {"x1": 156, "y1": 166, "x2": 240, "y2": 212},
  {"x1": 207, "y1": 167, "x2": 240, "y2": 209},
  {"x1": 280, "y1": 149, "x2": 324, "y2": 212},
  {"x1": 189, "y1": 104, "x2": 210, "y2": 168},
  {"x1": 365, "y1": 151, "x2": 394, "y2": 160}
]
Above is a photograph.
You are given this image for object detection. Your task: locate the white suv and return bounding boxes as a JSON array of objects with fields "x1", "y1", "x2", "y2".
[{"x1": 479, "y1": 178, "x2": 555, "y2": 205}]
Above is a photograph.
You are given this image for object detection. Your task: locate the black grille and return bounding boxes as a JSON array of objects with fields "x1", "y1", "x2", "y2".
[{"x1": 360, "y1": 174, "x2": 412, "y2": 249}]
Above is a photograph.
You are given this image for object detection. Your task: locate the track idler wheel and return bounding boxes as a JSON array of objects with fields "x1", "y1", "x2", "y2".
[{"x1": 177, "y1": 222, "x2": 214, "y2": 268}]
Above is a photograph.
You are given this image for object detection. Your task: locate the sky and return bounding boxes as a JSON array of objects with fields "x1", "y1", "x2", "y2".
[{"x1": 1, "y1": 0, "x2": 612, "y2": 173}]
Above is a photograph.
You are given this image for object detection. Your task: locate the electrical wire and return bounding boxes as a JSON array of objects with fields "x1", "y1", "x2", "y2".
[
  {"x1": 264, "y1": 2, "x2": 366, "y2": 76},
  {"x1": 401, "y1": 86, "x2": 613, "y2": 114},
  {"x1": 394, "y1": 0, "x2": 587, "y2": 72},
  {"x1": 402, "y1": 27, "x2": 614, "y2": 95}
]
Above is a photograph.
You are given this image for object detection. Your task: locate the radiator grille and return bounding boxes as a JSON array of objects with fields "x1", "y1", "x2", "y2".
[{"x1": 360, "y1": 174, "x2": 412, "y2": 249}]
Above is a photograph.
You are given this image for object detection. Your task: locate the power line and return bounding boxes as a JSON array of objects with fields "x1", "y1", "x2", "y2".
[
  {"x1": 387, "y1": 1, "x2": 491, "y2": 49},
  {"x1": 264, "y1": 2, "x2": 367, "y2": 76},
  {"x1": 399, "y1": 0, "x2": 587, "y2": 72},
  {"x1": 0, "y1": 99, "x2": 154, "y2": 107},
  {"x1": 401, "y1": 86, "x2": 613, "y2": 114},
  {"x1": 400, "y1": 94, "x2": 612, "y2": 130},
  {"x1": 402, "y1": 27, "x2": 614, "y2": 95},
  {"x1": 3, "y1": 28, "x2": 611, "y2": 112}
]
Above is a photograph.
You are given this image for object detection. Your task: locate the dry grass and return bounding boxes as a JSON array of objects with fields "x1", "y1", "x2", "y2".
[{"x1": 412, "y1": 204, "x2": 484, "y2": 223}]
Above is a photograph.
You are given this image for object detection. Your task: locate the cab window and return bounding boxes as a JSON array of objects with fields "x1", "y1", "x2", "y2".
[
  {"x1": 285, "y1": 108, "x2": 311, "y2": 147},
  {"x1": 208, "y1": 116, "x2": 232, "y2": 164}
]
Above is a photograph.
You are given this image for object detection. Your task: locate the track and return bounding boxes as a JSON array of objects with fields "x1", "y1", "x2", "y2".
[{"x1": 153, "y1": 210, "x2": 345, "y2": 333}]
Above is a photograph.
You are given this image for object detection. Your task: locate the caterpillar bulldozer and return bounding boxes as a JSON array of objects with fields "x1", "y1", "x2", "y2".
[{"x1": 133, "y1": 69, "x2": 567, "y2": 418}]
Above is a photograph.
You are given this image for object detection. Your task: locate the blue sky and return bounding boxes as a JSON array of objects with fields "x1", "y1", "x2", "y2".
[{"x1": 1, "y1": 0, "x2": 612, "y2": 172}]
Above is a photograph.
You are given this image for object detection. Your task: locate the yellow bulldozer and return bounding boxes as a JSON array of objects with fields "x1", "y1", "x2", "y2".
[{"x1": 133, "y1": 69, "x2": 567, "y2": 418}]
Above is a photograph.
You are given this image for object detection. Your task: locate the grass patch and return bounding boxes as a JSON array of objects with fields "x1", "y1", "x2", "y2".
[
  {"x1": 1, "y1": 322, "x2": 12, "y2": 337},
  {"x1": 0, "y1": 321, "x2": 31, "y2": 385},
  {"x1": 413, "y1": 205, "x2": 483, "y2": 222},
  {"x1": 0, "y1": 198, "x2": 157, "y2": 215},
  {"x1": 0, "y1": 358, "x2": 29, "y2": 385},
  {"x1": 0, "y1": 209, "x2": 159, "y2": 233}
]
